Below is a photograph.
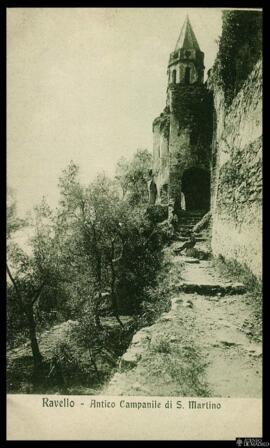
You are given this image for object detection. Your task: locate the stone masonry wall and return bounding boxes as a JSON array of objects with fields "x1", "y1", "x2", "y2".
[
  {"x1": 168, "y1": 84, "x2": 213, "y2": 211},
  {"x1": 210, "y1": 60, "x2": 262, "y2": 279}
]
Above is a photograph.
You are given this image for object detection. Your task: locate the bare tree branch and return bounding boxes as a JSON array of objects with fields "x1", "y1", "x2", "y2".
[{"x1": 6, "y1": 263, "x2": 24, "y2": 312}]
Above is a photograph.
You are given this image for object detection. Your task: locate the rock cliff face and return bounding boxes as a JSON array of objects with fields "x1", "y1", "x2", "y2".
[{"x1": 210, "y1": 60, "x2": 262, "y2": 279}]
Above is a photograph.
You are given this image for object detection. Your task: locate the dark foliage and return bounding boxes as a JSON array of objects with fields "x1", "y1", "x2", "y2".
[{"x1": 214, "y1": 10, "x2": 262, "y2": 106}]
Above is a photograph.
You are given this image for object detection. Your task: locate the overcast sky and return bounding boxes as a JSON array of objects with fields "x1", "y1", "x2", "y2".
[{"x1": 7, "y1": 8, "x2": 223, "y2": 217}]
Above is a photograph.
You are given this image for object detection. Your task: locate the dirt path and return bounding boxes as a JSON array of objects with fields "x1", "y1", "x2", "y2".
[{"x1": 104, "y1": 242, "x2": 262, "y2": 397}]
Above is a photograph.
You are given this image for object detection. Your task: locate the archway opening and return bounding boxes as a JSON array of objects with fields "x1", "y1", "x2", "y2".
[{"x1": 181, "y1": 168, "x2": 210, "y2": 211}]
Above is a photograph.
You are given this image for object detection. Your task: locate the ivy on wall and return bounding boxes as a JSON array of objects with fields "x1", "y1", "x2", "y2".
[
  {"x1": 171, "y1": 85, "x2": 213, "y2": 150},
  {"x1": 153, "y1": 111, "x2": 170, "y2": 139},
  {"x1": 213, "y1": 10, "x2": 262, "y2": 107},
  {"x1": 216, "y1": 138, "x2": 262, "y2": 224}
]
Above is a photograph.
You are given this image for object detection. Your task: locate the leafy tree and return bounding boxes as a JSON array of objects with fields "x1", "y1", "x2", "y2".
[
  {"x1": 56, "y1": 163, "x2": 124, "y2": 326},
  {"x1": 7, "y1": 196, "x2": 65, "y2": 374},
  {"x1": 56, "y1": 161, "x2": 164, "y2": 323},
  {"x1": 7, "y1": 188, "x2": 26, "y2": 239},
  {"x1": 115, "y1": 149, "x2": 152, "y2": 205}
]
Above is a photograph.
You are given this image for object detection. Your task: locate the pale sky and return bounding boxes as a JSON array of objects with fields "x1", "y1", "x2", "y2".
[{"x1": 7, "y1": 8, "x2": 223, "y2": 217}]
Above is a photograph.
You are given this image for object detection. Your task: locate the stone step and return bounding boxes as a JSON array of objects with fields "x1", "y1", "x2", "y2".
[
  {"x1": 178, "y1": 220, "x2": 202, "y2": 225},
  {"x1": 177, "y1": 235, "x2": 204, "y2": 240},
  {"x1": 178, "y1": 226, "x2": 198, "y2": 230},
  {"x1": 180, "y1": 218, "x2": 198, "y2": 221},
  {"x1": 179, "y1": 216, "x2": 204, "y2": 220},
  {"x1": 179, "y1": 216, "x2": 203, "y2": 220},
  {"x1": 177, "y1": 282, "x2": 246, "y2": 295},
  {"x1": 178, "y1": 231, "x2": 204, "y2": 236},
  {"x1": 179, "y1": 211, "x2": 206, "y2": 215},
  {"x1": 178, "y1": 226, "x2": 203, "y2": 231},
  {"x1": 176, "y1": 237, "x2": 207, "y2": 242},
  {"x1": 180, "y1": 226, "x2": 203, "y2": 229},
  {"x1": 178, "y1": 224, "x2": 196, "y2": 228},
  {"x1": 181, "y1": 257, "x2": 200, "y2": 264},
  {"x1": 181, "y1": 217, "x2": 205, "y2": 221},
  {"x1": 178, "y1": 223, "x2": 203, "y2": 227}
]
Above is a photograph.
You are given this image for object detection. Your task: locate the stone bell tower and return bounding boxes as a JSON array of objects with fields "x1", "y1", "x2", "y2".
[
  {"x1": 151, "y1": 16, "x2": 213, "y2": 215},
  {"x1": 167, "y1": 15, "x2": 205, "y2": 87}
]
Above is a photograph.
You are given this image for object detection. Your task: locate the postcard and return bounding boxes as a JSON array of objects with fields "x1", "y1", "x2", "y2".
[{"x1": 6, "y1": 7, "x2": 263, "y2": 441}]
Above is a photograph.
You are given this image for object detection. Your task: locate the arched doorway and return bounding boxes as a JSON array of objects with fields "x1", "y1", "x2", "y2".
[{"x1": 181, "y1": 168, "x2": 210, "y2": 211}]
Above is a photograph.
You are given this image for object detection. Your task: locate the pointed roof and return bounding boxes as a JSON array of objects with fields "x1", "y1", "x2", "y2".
[{"x1": 174, "y1": 16, "x2": 200, "y2": 51}]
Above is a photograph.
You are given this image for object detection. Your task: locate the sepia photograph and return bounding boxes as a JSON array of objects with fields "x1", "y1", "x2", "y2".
[{"x1": 6, "y1": 6, "x2": 263, "y2": 440}]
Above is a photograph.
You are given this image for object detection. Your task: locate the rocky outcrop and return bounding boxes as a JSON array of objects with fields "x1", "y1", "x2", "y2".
[{"x1": 119, "y1": 328, "x2": 151, "y2": 372}]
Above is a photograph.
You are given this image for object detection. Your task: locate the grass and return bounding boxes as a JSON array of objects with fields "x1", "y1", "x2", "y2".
[
  {"x1": 145, "y1": 344, "x2": 210, "y2": 396},
  {"x1": 151, "y1": 335, "x2": 171, "y2": 354},
  {"x1": 142, "y1": 325, "x2": 211, "y2": 397}
]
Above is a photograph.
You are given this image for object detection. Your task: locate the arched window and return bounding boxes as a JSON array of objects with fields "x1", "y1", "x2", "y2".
[
  {"x1": 172, "y1": 70, "x2": 177, "y2": 84},
  {"x1": 184, "y1": 67, "x2": 191, "y2": 85}
]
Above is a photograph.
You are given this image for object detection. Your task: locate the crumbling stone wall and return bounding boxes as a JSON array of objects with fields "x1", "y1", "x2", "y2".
[
  {"x1": 152, "y1": 111, "x2": 170, "y2": 204},
  {"x1": 210, "y1": 60, "x2": 262, "y2": 279}
]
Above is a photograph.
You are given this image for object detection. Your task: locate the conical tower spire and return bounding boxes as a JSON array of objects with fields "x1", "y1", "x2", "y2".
[
  {"x1": 167, "y1": 15, "x2": 204, "y2": 86},
  {"x1": 175, "y1": 15, "x2": 200, "y2": 51}
]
